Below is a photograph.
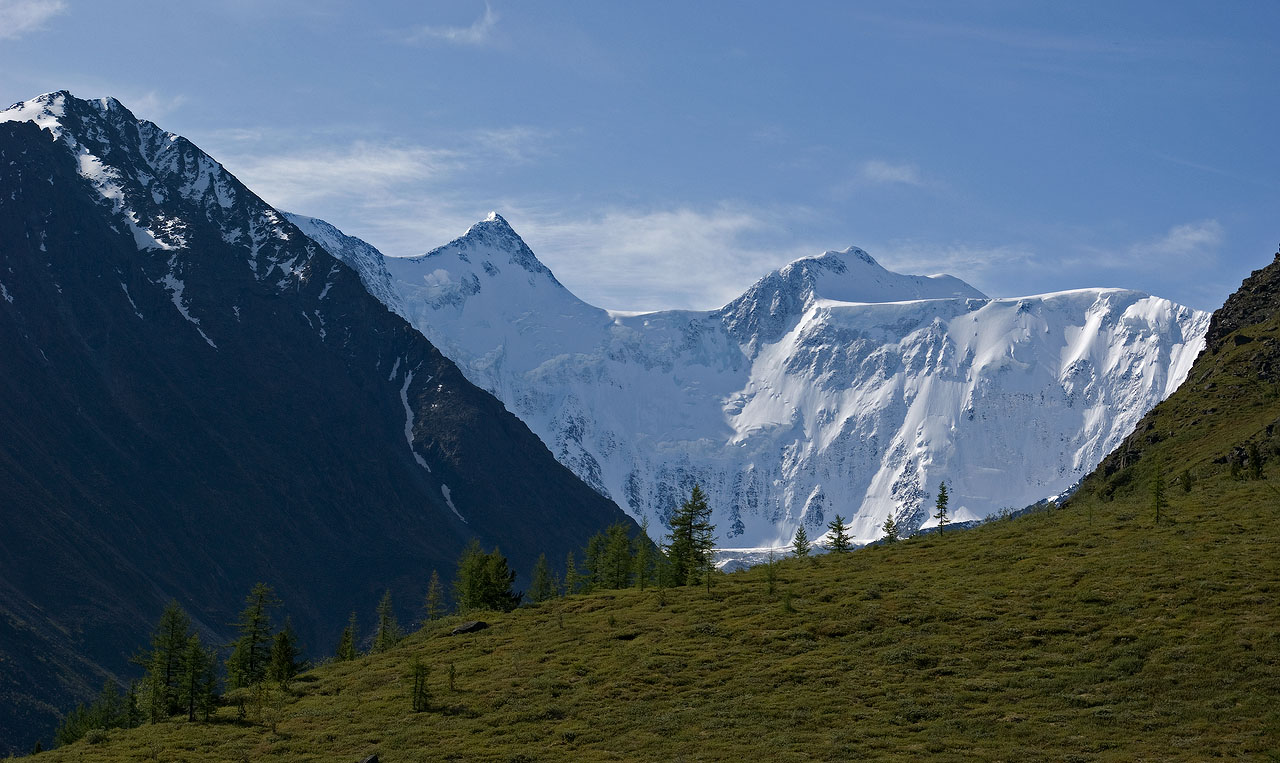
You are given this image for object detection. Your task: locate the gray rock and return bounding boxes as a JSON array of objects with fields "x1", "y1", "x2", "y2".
[{"x1": 450, "y1": 620, "x2": 489, "y2": 635}]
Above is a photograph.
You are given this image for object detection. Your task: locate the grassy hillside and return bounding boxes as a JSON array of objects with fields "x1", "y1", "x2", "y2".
[{"x1": 19, "y1": 260, "x2": 1280, "y2": 762}]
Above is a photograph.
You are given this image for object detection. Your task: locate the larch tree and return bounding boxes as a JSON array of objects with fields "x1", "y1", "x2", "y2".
[
  {"x1": 136, "y1": 599, "x2": 192, "y2": 720},
  {"x1": 792, "y1": 525, "x2": 811, "y2": 557},
  {"x1": 563, "y1": 551, "x2": 580, "y2": 596},
  {"x1": 178, "y1": 633, "x2": 218, "y2": 722},
  {"x1": 603, "y1": 523, "x2": 635, "y2": 589},
  {"x1": 335, "y1": 612, "x2": 359, "y2": 661},
  {"x1": 453, "y1": 541, "x2": 522, "y2": 613},
  {"x1": 665, "y1": 484, "x2": 716, "y2": 586},
  {"x1": 226, "y1": 583, "x2": 280, "y2": 689},
  {"x1": 582, "y1": 531, "x2": 608, "y2": 593},
  {"x1": 882, "y1": 513, "x2": 900, "y2": 543},
  {"x1": 933, "y1": 482, "x2": 950, "y2": 534},
  {"x1": 267, "y1": 619, "x2": 302, "y2": 685},
  {"x1": 373, "y1": 590, "x2": 403, "y2": 652},
  {"x1": 424, "y1": 569, "x2": 446, "y2": 622},
  {"x1": 529, "y1": 553, "x2": 556, "y2": 603},
  {"x1": 826, "y1": 514, "x2": 852, "y2": 552}
]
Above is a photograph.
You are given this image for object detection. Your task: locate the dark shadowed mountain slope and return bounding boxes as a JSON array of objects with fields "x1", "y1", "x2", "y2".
[{"x1": 0, "y1": 93, "x2": 634, "y2": 753}]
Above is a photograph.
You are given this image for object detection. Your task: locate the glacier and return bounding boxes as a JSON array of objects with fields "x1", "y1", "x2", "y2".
[{"x1": 286, "y1": 211, "x2": 1209, "y2": 549}]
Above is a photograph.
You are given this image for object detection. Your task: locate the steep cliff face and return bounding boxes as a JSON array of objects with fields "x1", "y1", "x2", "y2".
[
  {"x1": 304, "y1": 213, "x2": 1210, "y2": 548},
  {"x1": 0, "y1": 93, "x2": 633, "y2": 752}
]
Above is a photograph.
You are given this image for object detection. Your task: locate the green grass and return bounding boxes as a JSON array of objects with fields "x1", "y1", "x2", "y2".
[{"x1": 21, "y1": 320, "x2": 1280, "y2": 762}]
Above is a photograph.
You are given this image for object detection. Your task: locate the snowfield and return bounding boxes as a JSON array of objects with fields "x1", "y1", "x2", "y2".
[{"x1": 293, "y1": 214, "x2": 1209, "y2": 549}]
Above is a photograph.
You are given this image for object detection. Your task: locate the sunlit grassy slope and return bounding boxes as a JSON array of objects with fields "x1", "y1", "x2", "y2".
[{"x1": 24, "y1": 290, "x2": 1280, "y2": 762}]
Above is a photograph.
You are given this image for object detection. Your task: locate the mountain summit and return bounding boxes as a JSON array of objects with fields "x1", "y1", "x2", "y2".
[
  {"x1": 302, "y1": 214, "x2": 1210, "y2": 553},
  {"x1": 720, "y1": 246, "x2": 988, "y2": 356}
]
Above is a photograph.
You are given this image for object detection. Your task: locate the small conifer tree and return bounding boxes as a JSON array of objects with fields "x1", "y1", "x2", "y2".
[
  {"x1": 664, "y1": 485, "x2": 716, "y2": 585},
  {"x1": 226, "y1": 583, "x2": 280, "y2": 689},
  {"x1": 1249, "y1": 441, "x2": 1264, "y2": 479},
  {"x1": 136, "y1": 600, "x2": 193, "y2": 719},
  {"x1": 882, "y1": 513, "x2": 899, "y2": 542},
  {"x1": 178, "y1": 634, "x2": 218, "y2": 721},
  {"x1": 1181, "y1": 468, "x2": 1194, "y2": 493},
  {"x1": 424, "y1": 570, "x2": 445, "y2": 622},
  {"x1": 603, "y1": 523, "x2": 636, "y2": 589},
  {"x1": 335, "y1": 612, "x2": 359, "y2": 661},
  {"x1": 792, "y1": 525, "x2": 811, "y2": 557},
  {"x1": 582, "y1": 531, "x2": 607, "y2": 592},
  {"x1": 826, "y1": 514, "x2": 852, "y2": 552},
  {"x1": 933, "y1": 482, "x2": 950, "y2": 534},
  {"x1": 563, "y1": 551, "x2": 579, "y2": 596},
  {"x1": 453, "y1": 541, "x2": 522, "y2": 612},
  {"x1": 409, "y1": 658, "x2": 430, "y2": 712},
  {"x1": 530, "y1": 553, "x2": 556, "y2": 603},
  {"x1": 373, "y1": 590, "x2": 403, "y2": 652},
  {"x1": 267, "y1": 619, "x2": 302, "y2": 685}
]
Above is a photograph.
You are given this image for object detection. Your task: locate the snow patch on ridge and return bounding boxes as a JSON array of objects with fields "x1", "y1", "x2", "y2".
[
  {"x1": 158, "y1": 255, "x2": 215, "y2": 348},
  {"x1": 441, "y1": 484, "x2": 466, "y2": 523},
  {"x1": 119, "y1": 282, "x2": 143, "y2": 318},
  {"x1": 400, "y1": 368, "x2": 432, "y2": 472}
]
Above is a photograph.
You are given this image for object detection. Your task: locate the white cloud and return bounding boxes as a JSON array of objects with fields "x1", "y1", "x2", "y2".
[
  {"x1": 405, "y1": 4, "x2": 498, "y2": 46},
  {"x1": 870, "y1": 240, "x2": 1036, "y2": 292},
  {"x1": 124, "y1": 91, "x2": 188, "y2": 121},
  {"x1": 216, "y1": 142, "x2": 464, "y2": 209},
  {"x1": 1128, "y1": 219, "x2": 1223, "y2": 260},
  {"x1": 513, "y1": 205, "x2": 819, "y2": 311},
  {"x1": 0, "y1": 0, "x2": 65, "y2": 40},
  {"x1": 471, "y1": 125, "x2": 556, "y2": 164},
  {"x1": 858, "y1": 159, "x2": 925, "y2": 186}
]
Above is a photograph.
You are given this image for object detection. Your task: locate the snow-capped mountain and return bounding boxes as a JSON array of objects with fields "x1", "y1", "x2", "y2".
[
  {"x1": 0, "y1": 93, "x2": 632, "y2": 752},
  {"x1": 297, "y1": 212, "x2": 1211, "y2": 548}
]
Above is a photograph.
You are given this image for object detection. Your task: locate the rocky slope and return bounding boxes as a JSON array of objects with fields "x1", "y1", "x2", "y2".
[{"x1": 0, "y1": 93, "x2": 633, "y2": 753}]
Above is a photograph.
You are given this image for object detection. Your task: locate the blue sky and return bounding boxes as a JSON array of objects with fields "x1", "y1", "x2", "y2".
[{"x1": 1, "y1": 1, "x2": 1276, "y2": 311}]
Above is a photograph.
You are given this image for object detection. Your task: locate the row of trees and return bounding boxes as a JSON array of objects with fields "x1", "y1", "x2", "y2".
[
  {"x1": 788, "y1": 482, "x2": 949, "y2": 557},
  {"x1": 51, "y1": 583, "x2": 302, "y2": 746}
]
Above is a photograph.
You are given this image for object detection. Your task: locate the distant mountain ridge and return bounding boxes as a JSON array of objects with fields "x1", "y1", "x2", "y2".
[
  {"x1": 0, "y1": 92, "x2": 633, "y2": 753},
  {"x1": 296, "y1": 212, "x2": 1210, "y2": 549}
]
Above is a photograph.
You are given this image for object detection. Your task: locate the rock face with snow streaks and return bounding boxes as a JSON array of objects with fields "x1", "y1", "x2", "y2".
[{"x1": 305, "y1": 213, "x2": 1210, "y2": 548}]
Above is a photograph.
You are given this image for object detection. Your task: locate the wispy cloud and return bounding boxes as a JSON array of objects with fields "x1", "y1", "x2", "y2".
[
  {"x1": 1151, "y1": 151, "x2": 1279, "y2": 191},
  {"x1": 0, "y1": 0, "x2": 66, "y2": 40},
  {"x1": 871, "y1": 240, "x2": 1037, "y2": 290},
  {"x1": 857, "y1": 159, "x2": 926, "y2": 187},
  {"x1": 513, "y1": 205, "x2": 818, "y2": 311},
  {"x1": 120, "y1": 90, "x2": 187, "y2": 121},
  {"x1": 1127, "y1": 219, "x2": 1223, "y2": 261},
  {"x1": 471, "y1": 126, "x2": 557, "y2": 164},
  {"x1": 209, "y1": 120, "x2": 557, "y2": 212},
  {"x1": 404, "y1": 4, "x2": 498, "y2": 46},
  {"x1": 216, "y1": 142, "x2": 464, "y2": 209}
]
